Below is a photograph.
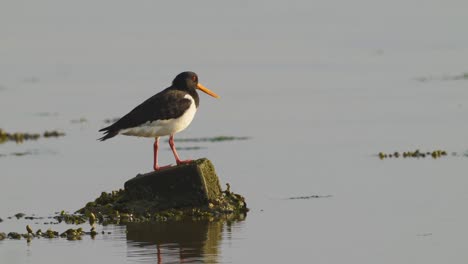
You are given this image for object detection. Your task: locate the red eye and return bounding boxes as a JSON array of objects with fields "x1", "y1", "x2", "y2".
[{"x1": 192, "y1": 75, "x2": 197, "y2": 82}]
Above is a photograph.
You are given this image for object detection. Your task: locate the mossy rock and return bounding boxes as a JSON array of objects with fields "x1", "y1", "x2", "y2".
[
  {"x1": 78, "y1": 159, "x2": 248, "y2": 223},
  {"x1": 124, "y1": 158, "x2": 222, "y2": 208}
]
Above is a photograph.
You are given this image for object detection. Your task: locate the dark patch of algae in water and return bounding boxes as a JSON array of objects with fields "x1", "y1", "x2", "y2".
[
  {"x1": 377, "y1": 149, "x2": 448, "y2": 159},
  {"x1": 0, "y1": 128, "x2": 65, "y2": 144}
]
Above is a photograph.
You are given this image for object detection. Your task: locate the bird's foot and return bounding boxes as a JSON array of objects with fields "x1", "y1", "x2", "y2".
[
  {"x1": 153, "y1": 164, "x2": 173, "y2": 171},
  {"x1": 176, "y1": 159, "x2": 192, "y2": 165}
]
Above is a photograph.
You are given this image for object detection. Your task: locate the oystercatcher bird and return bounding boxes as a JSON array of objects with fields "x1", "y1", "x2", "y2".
[{"x1": 99, "y1": 71, "x2": 219, "y2": 170}]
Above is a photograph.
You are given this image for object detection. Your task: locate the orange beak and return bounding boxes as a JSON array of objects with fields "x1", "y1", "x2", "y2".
[{"x1": 197, "y1": 83, "x2": 220, "y2": 98}]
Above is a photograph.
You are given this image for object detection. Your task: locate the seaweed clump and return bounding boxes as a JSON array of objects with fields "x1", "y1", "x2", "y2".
[
  {"x1": 53, "y1": 211, "x2": 87, "y2": 225},
  {"x1": 76, "y1": 185, "x2": 248, "y2": 224},
  {"x1": 0, "y1": 128, "x2": 65, "y2": 144},
  {"x1": 416, "y1": 72, "x2": 468, "y2": 82},
  {"x1": 0, "y1": 226, "x2": 101, "y2": 241},
  {"x1": 378, "y1": 149, "x2": 447, "y2": 160}
]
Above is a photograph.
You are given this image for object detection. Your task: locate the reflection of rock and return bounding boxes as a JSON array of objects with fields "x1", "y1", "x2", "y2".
[
  {"x1": 126, "y1": 215, "x2": 245, "y2": 263},
  {"x1": 204, "y1": 220, "x2": 225, "y2": 264}
]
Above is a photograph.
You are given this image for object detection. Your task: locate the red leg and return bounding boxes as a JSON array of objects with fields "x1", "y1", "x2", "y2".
[
  {"x1": 169, "y1": 134, "x2": 192, "y2": 165},
  {"x1": 153, "y1": 137, "x2": 171, "y2": 171},
  {"x1": 157, "y1": 244, "x2": 162, "y2": 264}
]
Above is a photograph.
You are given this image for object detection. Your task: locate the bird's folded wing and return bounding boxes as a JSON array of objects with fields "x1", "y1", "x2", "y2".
[{"x1": 106, "y1": 89, "x2": 192, "y2": 131}]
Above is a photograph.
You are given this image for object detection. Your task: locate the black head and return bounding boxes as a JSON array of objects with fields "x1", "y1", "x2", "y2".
[
  {"x1": 172, "y1": 71, "x2": 199, "y2": 90},
  {"x1": 172, "y1": 71, "x2": 220, "y2": 98}
]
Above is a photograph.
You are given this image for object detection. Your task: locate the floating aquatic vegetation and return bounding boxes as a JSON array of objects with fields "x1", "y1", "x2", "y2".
[
  {"x1": 10, "y1": 151, "x2": 34, "y2": 157},
  {"x1": 53, "y1": 211, "x2": 87, "y2": 225},
  {"x1": 444, "y1": 72, "x2": 468, "y2": 81},
  {"x1": 0, "y1": 128, "x2": 65, "y2": 144},
  {"x1": 0, "y1": 215, "x2": 109, "y2": 242},
  {"x1": 416, "y1": 72, "x2": 468, "y2": 82},
  {"x1": 43, "y1": 130, "x2": 65, "y2": 138},
  {"x1": 24, "y1": 216, "x2": 43, "y2": 220},
  {"x1": 415, "y1": 76, "x2": 434, "y2": 82},
  {"x1": 0, "y1": 149, "x2": 58, "y2": 158},
  {"x1": 288, "y1": 195, "x2": 332, "y2": 200},
  {"x1": 377, "y1": 150, "x2": 447, "y2": 160},
  {"x1": 7, "y1": 232, "x2": 21, "y2": 239},
  {"x1": 70, "y1": 117, "x2": 88, "y2": 124},
  {"x1": 0, "y1": 226, "x2": 101, "y2": 241},
  {"x1": 34, "y1": 112, "x2": 59, "y2": 117},
  {"x1": 14, "y1": 213, "x2": 25, "y2": 219},
  {"x1": 0, "y1": 130, "x2": 40, "y2": 144},
  {"x1": 170, "y1": 136, "x2": 250, "y2": 143},
  {"x1": 417, "y1": 233, "x2": 433, "y2": 237}
]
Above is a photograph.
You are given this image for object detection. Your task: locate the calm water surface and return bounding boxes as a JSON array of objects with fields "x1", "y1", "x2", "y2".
[{"x1": 1, "y1": 0, "x2": 468, "y2": 263}]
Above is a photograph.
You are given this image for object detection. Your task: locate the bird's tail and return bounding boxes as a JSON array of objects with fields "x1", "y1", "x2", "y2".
[{"x1": 98, "y1": 126, "x2": 119, "y2": 141}]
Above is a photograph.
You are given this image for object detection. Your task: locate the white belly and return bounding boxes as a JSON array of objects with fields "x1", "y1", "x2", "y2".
[{"x1": 120, "y1": 95, "x2": 197, "y2": 138}]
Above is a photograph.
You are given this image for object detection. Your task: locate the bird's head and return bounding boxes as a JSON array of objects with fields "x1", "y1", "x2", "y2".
[{"x1": 173, "y1": 71, "x2": 219, "y2": 98}]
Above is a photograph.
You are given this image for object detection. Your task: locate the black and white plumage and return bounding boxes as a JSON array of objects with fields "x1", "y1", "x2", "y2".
[{"x1": 99, "y1": 71, "x2": 219, "y2": 170}]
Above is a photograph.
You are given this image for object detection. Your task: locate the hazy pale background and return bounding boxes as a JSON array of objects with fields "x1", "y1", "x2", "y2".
[{"x1": 1, "y1": 0, "x2": 468, "y2": 263}]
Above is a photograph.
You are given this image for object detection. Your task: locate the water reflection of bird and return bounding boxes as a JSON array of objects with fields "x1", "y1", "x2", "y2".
[{"x1": 99, "y1": 72, "x2": 219, "y2": 170}]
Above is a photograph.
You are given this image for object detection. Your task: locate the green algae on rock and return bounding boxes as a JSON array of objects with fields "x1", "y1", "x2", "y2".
[
  {"x1": 125, "y1": 158, "x2": 222, "y2": 207},
  {"x1": 77, "y1": 159, "x2": 248, "y2": 223},
  {"x1": 78, "y1": 188, "x2": 247, "y2": 224}
]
